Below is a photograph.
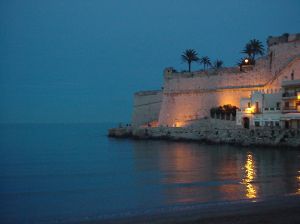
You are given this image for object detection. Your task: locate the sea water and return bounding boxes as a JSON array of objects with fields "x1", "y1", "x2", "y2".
[{"x1": 0, "y1": 123, "x2": 299, "y2": 223}]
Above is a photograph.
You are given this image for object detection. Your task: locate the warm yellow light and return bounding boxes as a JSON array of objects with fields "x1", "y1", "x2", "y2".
[
  {"x1": 244, "y1": 59, "x2": 249, "y2": 64},
  {"x1": 297, "y1": 171, "x2": 300, "y2": 195},
  {"x1": 173, "y1": 121, "x2": 186, "y2": 128},
  {"x1": 242, "y1": 153, "x2": 257, "y2": 199},
  {"x1": 245, "y1": 106, "x2": 255, "y2": 114},
  {"x1": 297, "y1": 92, "x2": 300, "y2": 100},
  {"x1": 245, "y1": 154, "x2": 255, "y2": 180},
  {"x1": 140, "y1": 120, "x2": 159, "y2": 128}
]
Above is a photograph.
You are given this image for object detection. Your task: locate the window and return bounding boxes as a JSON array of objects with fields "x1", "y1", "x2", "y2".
[
  {"x1": 275, "y1": 121, "x2": 280, "y2": 127},
  {"x1": 255, "y1": 121, "x2": 260, "y2": 127},
  {"x1": 291, "y1": 70, "x2": 294, "y2": 80},
  {"x1": 276, "y1": 102, "x2": 281, "y2": 109},
  {"x1": 285, "y1": 101, "x2": 289, "y2": 107}
]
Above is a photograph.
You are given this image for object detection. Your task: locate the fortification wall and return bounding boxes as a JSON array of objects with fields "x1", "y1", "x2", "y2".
[
  {"x1": 158, "y1": 34, "x2": 300, "y2": 126},
  {"x1": 159, "y1": 62, "x2": 271, "y2": 126},
  {"x1": 268, "y1": 35, "x2": 300, "y2": 75},
  {"x1": 158, "y1": 88, "x2": 257, "y2": 126},
  {"x1": 267, "y1": 57, "x2": 300, "y2": 88},
  {"x1": 132, "y1": 90, "x2": 162, "y2": 127},
  {"x1": 129, "y1": 34, "x2": 300, "y2": 127},
  {"x1": 163, "y1": 64, "x2": 270, "y2": 92}
]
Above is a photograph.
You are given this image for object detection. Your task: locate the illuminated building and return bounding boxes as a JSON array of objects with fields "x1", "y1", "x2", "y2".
[{"x1": 131, "y1": 33, "x2": 300, "y2": 128}]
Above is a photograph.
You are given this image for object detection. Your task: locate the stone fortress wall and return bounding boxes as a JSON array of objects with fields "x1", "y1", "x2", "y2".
[
  {"x1": 132, "y1": 33, "x2": 300, "y2": 127},
  {"x1": 158, "y1": 34, "x2": 300, "y2": 126},
  {"x1": 131, "y1": 90, "x2": 162, "y2": 128}
]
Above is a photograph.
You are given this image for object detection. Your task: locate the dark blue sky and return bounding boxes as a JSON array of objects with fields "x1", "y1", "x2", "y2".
[{"x1": 1, "y1": 0, "x2": 300, "y2": 123}]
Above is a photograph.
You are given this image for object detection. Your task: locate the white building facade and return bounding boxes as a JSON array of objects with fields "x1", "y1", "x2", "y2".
[
  {"x1": 237, "y1": 79, "x2": 300, "y2": 129},
  {"x1": 236, "y1": 91, "x2": 282, "y2": 128}
]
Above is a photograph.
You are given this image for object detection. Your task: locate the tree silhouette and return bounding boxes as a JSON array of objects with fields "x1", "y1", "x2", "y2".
[
  {"x1": 181, "y1": 49, "x2": 199, "y2": 72},
  {"x1": 249, "y1": 39, "x2": 264, "y2": 59},
  {"x1": 199, "y1": 56, "x2": 211, "y2": 70},
  {"x1": 213, "y1": 60, "x2": 223, "y2": 69},
  {"x1": 241, "y1": 39, "x2": 264, "y2": 64},
  {"x1": 242, "y1": 43, "x2": 254, "y2": 58}
]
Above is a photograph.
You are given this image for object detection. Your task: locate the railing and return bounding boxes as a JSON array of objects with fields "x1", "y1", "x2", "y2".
[
  {"x1": 210, "y1": 113, "x2": 236, "y2": 121},
  {"x1": 264, "y1": 107, "x2": 281, "y2": 111},
  {"x1": 283, "y1": 106, "x2": 298, "y2": 111},
  {"x1": 282, "y1": 92, "x2": 298, "y2": 98}
]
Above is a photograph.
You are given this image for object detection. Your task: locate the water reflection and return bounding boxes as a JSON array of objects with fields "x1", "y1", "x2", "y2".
[
  {"x1": 241, "y1": 152, "x2": 257, "y2": 199},
  {"x1": 132, "y1": 141, "x2": 300, "y2": 205},
  {"x1": 297, "y1": 171, "x2": 300, "y2": 194},
  {"x1": 158, "y1": 144, "x2": 211, "y2": 204}
]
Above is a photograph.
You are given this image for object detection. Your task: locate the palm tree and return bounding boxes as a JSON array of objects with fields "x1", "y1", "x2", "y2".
[
  {"x1": 181, "y1": 49, "x2": 199, "y2": 72},
  {"x1": 242, "y1": 39, "x2": 264, "y2": 63},
  {"x1": 241, "y1": 43, "x2": 254, "y2": 58},
  {"x1": 213, "y1": 60, "x2": 223, "y2": 69},
  {"x1": 199, "y1": 56, "x2": 211, "y2": 70},
  {"x1": 249, "y1": 39, "x2": 264, "y2": 60}
]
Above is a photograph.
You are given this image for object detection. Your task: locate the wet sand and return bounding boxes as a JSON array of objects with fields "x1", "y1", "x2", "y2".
[{"x1": 82, "y1": 195, "x2": 300, "y2": 224}]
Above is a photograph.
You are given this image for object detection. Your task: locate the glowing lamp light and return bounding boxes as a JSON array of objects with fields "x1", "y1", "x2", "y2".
[
  {"x1": 297, "y1": 92, "x2": 300, "y2": 100},
  {"x1": 245, "y1": 106, "x2": 255, "y2": 114},
  {"x1": 173, "y1": 121, "x2": 186, "y2": 128},
  {"x1": 244, "y1": 59, "x2": 249, "y2": 64}
]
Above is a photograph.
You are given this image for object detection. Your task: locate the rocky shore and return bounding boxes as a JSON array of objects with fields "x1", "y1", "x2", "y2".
[{"x1": 108, "y1": 119, "x2": 300, "y2": 148}]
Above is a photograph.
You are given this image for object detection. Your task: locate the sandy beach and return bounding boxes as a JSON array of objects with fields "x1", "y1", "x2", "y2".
[{"x1": 82, "y1": 195, "x2": 300, "y2": 224}]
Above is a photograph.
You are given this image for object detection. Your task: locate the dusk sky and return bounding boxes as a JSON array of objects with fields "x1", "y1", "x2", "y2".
[{"x1": 1, "y1": 0, "x2": 300, "y2": 123}]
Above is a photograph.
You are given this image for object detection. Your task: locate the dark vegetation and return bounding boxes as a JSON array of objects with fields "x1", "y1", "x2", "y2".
[{"x1": 210, "y1": 104, "x2": 238, "y2": 120}]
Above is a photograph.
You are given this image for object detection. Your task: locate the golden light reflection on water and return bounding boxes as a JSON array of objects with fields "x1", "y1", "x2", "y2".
[
  {"x1": 242, "y1": 153, "x2": 257, "y2": 199},
  {"x1": 159, "y1": 144, "x2": 210, "y2": 204},
  {"x1": 217, "y1": 156, "x2": 241, "y2": 201},
  {"x1": 160, "y1": 145, "x2": 207, "y2": 184},
  {"x1": 297, "y1": 171, "x2": 300, "y2": 194},
  {"x1": 133, "y1": 142, "x2": 300, "y2": 205}
]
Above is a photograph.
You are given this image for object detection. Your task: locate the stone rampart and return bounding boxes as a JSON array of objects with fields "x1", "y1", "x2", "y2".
[
  {"x1": 132, "y1": 90, "x2": 162, "y2": 127},
  {"x1": 158, "y1": 35, "x2": 300, "y2": 126}
]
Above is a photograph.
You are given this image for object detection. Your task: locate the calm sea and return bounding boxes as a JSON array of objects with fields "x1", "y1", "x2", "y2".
[{"x1": 0, "y1": 123, "x2": 299, "y2": 223}]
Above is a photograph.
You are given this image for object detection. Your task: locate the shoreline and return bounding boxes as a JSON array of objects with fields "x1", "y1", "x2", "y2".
[
  {"x1": 81, "y1": 195, "x2": 300, "y2": 224},
  {"x1": 111, "y1": 135, "x2": 300, "y2": 150},
  {"x1": 108, "y1": 123, "x2": 300, "y2": 149}
]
